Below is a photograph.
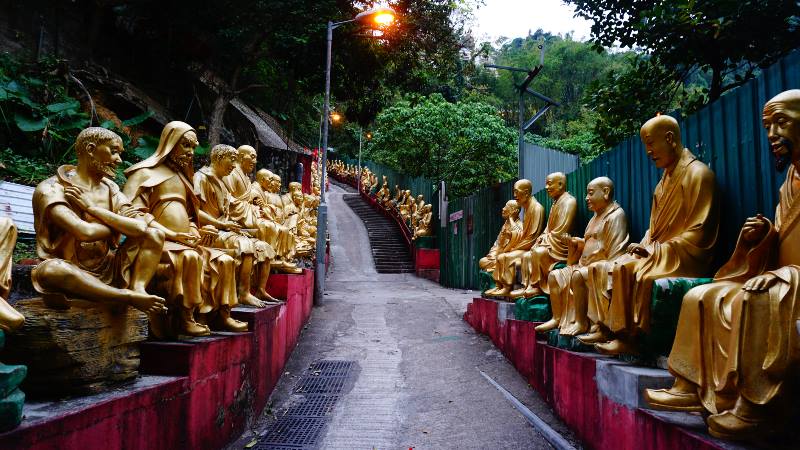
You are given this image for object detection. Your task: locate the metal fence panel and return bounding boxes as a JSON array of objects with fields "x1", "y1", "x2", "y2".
[{"x1": 520, "y1": 143, "x2": 580, "y2": 192}]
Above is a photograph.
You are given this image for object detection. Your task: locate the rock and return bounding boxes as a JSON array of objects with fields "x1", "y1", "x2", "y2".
[
  {"x1": 1, "y1": 297, "x2": 148, "y2": 398},
  {"x1": 0, "y1": 388, "x2": 24, "y2": 432}
]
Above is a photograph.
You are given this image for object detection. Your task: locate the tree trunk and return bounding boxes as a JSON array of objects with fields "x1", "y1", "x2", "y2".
[
  {"x1": 709, "y1": 62, "x2": 724, "y2": 102},
  {"x1": 207, "y1": 93, "x2": 228, "y2": 147}
]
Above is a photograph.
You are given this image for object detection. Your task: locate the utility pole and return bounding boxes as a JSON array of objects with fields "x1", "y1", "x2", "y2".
[{"x1": 484, "y1": 43, "x2": 560, "y2": 178}]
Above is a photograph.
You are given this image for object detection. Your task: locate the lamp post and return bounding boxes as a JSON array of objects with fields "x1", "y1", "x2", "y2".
[{"x1": 315, "y1": 7, "x2": 396, "y2": 305}]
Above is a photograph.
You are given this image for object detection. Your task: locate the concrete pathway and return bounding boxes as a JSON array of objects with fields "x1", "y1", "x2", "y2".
[{"x1": 232, "y1": 185, "x2": 579, "y2": 449}]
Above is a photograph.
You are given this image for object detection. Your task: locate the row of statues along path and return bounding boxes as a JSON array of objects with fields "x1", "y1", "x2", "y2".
[
  {"x1": 0, "y1": 120, "x2": 322, "y2": 430},
  {"x1": 476, "y1": 90, "x2": 800, "y2": 442}
]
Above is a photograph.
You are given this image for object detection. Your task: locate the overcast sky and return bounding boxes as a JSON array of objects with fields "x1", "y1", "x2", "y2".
[{"x1": 469, "y1": 0, "x2": 593, "y2": 43}]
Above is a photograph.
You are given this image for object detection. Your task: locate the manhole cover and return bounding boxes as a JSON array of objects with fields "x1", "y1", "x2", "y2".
[
  {"x1": 260, "y1": 416, "x2": 325, "y2": 446},
  {"x1": 285, "y1": 395, "x2": 339, "y2": 418}
]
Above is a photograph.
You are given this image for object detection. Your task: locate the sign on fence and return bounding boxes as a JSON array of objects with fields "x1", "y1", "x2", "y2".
[{"x1": 448, "y1": 210, "x2": 463, "y2": 222}]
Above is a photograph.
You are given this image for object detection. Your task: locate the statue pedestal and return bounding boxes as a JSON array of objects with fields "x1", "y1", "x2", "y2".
[
  {"x1": 0, "y1": 331, "x2": 25, "y2": 433},
  {"x1": 2, "y1": 298, "x2": 147, "y2": 397}
]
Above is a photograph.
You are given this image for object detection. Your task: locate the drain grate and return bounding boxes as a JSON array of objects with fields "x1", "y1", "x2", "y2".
[
  {"x1": 259, "y1": 417, "x2": 325, "y2": 446},
  {"x1": 254, "y1": 445, "x2": 303, "y2": 450},
  {"x1": 284, "y1": 395, "x2": 339, "y2": 418},
  {"x1": 307, "y1": 360, "x2": 354, "y2": 376},
  {"x1": 293, "y1": 375, "x2": 347, "y2": 394}
]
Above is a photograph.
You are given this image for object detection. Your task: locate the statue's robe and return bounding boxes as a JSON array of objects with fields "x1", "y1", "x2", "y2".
[
  {"x1": 225, "y1": 167, "x2": 292, "y2": 260},
  {"x1": 494, "y1": 197, "x2": 546, "y2": 288},
  {"x1": 193, "y1": 167, "x2": 273, "y2": 262},
  {"x1": 669, "y1": 165, "x2": 800, "y2": 414},
  {"x1": 549, "y1": 202, "x2": 629, "y2": 332},
  {"x1": 125, "y1": 163, "x2": 235, "y2": 314},
  {"x1": 480, "y1": 215, "x2": 517, "y2": 272},
  {"x1": 32, "y1": 165, "x2": 148, "y2": 294},
  {"x1": 522, "y1": 192, "x2": 578, "y2": 293},
  {"x1": 0, "y1": 216, "x2": 23, "y2": 333},
  {"x1": 589, "y1": 148, "x2": 719, "y2": 335}
]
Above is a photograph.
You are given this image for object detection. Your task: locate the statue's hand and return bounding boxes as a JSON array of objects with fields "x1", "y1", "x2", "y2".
[
  {"x1": 742, "y1": 214, "x2": 770, "y2": 243},
  {"x1": 628, "y1": 243, "x2": 650, "y2": 258},
  {"x1": 174, "y1": 232, "x2": 199, "y2": 247},
  {"x1": 222, "y1": 221, "x2": 242, "y2": 233},
  {"x1": 254, "y1": 197, "x2": 266, "y2": 207},
  {"x1": 64, "y1": 186, "x2": 91, "y2": 212},
  {"x1": 742, "y1": 273, "x2": 779, "y2": 292}
]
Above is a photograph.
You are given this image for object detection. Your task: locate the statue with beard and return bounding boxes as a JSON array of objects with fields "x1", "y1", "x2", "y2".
[
  {"x1": 30, "y1": 127, "x2": 167, "y2": 315},
  {"x1": 645, "y1": 90, "x2": 800, "y2": 440},
  {"x1": 124, "y1": 122, "x2": 247, "y2": 337}
]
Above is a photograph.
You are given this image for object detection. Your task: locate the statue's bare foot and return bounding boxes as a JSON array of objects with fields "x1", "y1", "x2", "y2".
[
  {"x1": 128, "y1": 292, "x2": 168, "y2": 315},
  {"x1": 256, "y1": 289, "x2": 284, "y2": 304},
  {"x1": 239, "y1": 293, "x2": 268, "y2": 308},
  {"x1": 494, "y1": 287, "x2": 511, "y2": 297},
  {"x1": 523, "y1": 287, "x2": 543, "y2": 297},
  {"x1": 535, "y1": 319, "x2": 559, "y2": 333}
]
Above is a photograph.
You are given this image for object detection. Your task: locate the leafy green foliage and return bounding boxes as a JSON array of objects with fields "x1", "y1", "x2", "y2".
[
  {"x1": 567, "y1": 0, "x2": 800, "y2": 135},
  {"x1": 364, "y1": 94, "x2": 516, "y2": 197}
]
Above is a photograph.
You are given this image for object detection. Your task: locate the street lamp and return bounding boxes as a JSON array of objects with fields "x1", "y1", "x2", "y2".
[{"x1": 315, "y1": 6, "x2": 397, "y2": 304}]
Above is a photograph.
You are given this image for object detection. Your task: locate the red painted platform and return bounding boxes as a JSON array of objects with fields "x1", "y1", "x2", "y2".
[
  {"x1": 0, "y1": 270, "x2": 315, "y2": 450},
  {"x1": 464, "y1": 296, "x2": 731, "y2": 450}
]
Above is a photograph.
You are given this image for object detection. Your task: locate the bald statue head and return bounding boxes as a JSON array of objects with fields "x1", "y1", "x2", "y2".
[
  {"x1": 640, "y1": 114, "x2": 683, "y2": 170},
  {"x1": 513, "y1": 179, "x2": 533, "y2": 204},
  {"x1": 545, "y1": 172, "x2": 567, "y2": 200},
  {"x1": 256, "y1": 168, "x2": 273, "y2": 190},
  {"x1": 585, "y1": 176, "x2": 614, "y2": 213},
  {"x1": 237, "y1": 145, "x2": 257, "y2": 174},
  {"x1": 501, "y1": 199, "x2": 521, "y2": 220},
  {"x1": 763, "y1": 89, "x2": 800, "y2": 172}
]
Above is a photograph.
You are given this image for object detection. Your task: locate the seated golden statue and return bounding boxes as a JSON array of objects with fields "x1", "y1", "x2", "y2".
[
  {"x1": 479, "y1": 200, "x2": 524, "y2": 274},
  {"x1": 124, "y1": 121, "x2": 246, "y2": 336},
  {"x1": 412, "y1": 204, "x2": 434, "y2": 240},
  {"x1": 194, "y1": 145, "x2": 276, "y2": 308},
  {"x1": 645, "y1": 90, "x2": 800, "y2": 440},
  {"x1": 226, "y1": 146, "x2": 300, "y2": 276},
  {"x1": 538, "y1": 177, "x2": 629, "y2": 335},
  {"x1": 31, "y1": 127, "x2": 168, "y2": 315},
  {"x1": 485, "y1": 179, "x2": 546, "y2": 298},
  {"x1": 399, "y1": 190, "x2": 414, "y2": 223},
  {"x1": 513, "y1": 172, "x2": 577, "y2": 299},
  {"x1": 0, "y1": 217, "x2": 24, "y2": 333},
  {"x1": 252, "y1": 168, "x2": 300, "y2": 272},
  {"x1": 378, "y1": 179, "x2": 391, "y2": 205},
  {"x1": 580, "y1": 115, "x2": 720, "y2": 355}
]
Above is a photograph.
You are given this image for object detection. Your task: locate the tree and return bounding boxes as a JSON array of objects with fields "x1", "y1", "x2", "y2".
[
  {"x1": 565, "y1": 0, "x2": 800, "y2": 102},
  {"x1": 364, "y1": 94, "x2": 516, "y2": 197}
]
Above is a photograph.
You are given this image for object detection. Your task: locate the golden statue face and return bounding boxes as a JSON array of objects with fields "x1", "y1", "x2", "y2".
[
  {"x1": 239, "y1": 148, "x2": 257, "y2": 174},
  {"x1": 585, "y1": 182, "x2": 609, "y2": 213},
  {"x1": 88, "y1": 137, "x2": 124, "y2": 179},
  {"x1": 501, "y1": 200, "x2": 520, "y2": 219},
  {"x1": 512, "y1": 181, "x2": 531, "y2": 203},
  {"x1": 170, "y1": 131, "x2": 198, "y2": 169},
  {"x1": 214, "y1": 155, "x2": 236, "y2": 177},
  {"x1": 763, "y1": 99, "x2": 800, "y2": 171},
  {"x1": 545, "y1": 175, "x2": 565, "y2": 199},
  {"x1": 641, "y1": 127, "x2": 678, "y2": 170}
]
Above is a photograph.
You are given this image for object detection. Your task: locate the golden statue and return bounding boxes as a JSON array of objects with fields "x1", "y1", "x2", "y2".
[
  {"x1": 645, "y1": 90, "x2": 800, "y2": 440},
  {"x1": 194, "y1": 145, "x2": 276, "y2": 308},
  {"x1": 580, "y1": 115, "x2": 720, "y2": 355},
  {"x1": 282, "y1": 182, "x2": 314, "y2": 257},
  {"x1": 226, "y1": 145, "x2": 300, "y2": 276},
  {"x1": 399, "y1": 190, "x2": 414, "y2": 223},
  {"x1": 484, "y1": 179, "x2": 546, "y2": 298},
  {"x1": 124, "y1": 121, "x2": 246, "y2": 335},
  {"x1": 513, "y1": 172, "x2": 577, "y2": 299},
  {"x1": 31, "y1": 127, "x2": 168, "y2": 315},
  {"x1": 412, "y1": 203, "x2": 434, "y2": 240},
  {"x1": 0, "y1": 218, "x2": 24, "y2": 333},
  {"x1": 537, "y1": 177, "x2": 629, "y2": 335},
  {"x1": 479, "y1": 200, "x2": 524, "y2": 274},
  {"x1": 252, "y1": 168, "x2": 300, "y2": 271},
  {"x1": 378, "y1": 179, "x2": 391, "y2": 205}
]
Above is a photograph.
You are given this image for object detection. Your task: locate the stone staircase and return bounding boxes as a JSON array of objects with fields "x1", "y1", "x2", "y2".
[{"x1": 342, "y1": 194, "x2": 415, "y2": 274}]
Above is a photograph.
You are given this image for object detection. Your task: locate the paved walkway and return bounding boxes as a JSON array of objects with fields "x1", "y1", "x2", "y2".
[{"x1": 232, "y1": 185, "x2": 579, "y2": 449}]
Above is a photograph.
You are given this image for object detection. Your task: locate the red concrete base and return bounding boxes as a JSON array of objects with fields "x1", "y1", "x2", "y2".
[
  {"x1": 0, "y1": 271, "x2": 315, "y2": 450},
  {"x1": 414, "y1": 247, "x2": 440, "y2": 270},
  {"x1": 416, "y1": 268, "x2": 440, "y2": 283},
  {"x1": 464, "y1": 296, "x2": 728, "y2": 450}
]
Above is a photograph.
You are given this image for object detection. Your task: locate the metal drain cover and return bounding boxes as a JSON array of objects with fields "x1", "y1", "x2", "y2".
[{"x1": 257, "y1": 360, "x2": 356, "y2": 449}]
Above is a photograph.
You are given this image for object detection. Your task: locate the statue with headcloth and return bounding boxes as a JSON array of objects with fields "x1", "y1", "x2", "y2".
[
  {"x1": 226, "y1": 145, "x2": 301, "y2": 275},
  {"x1": 538, "y1": 177, "x2": 629, "y2": 335},
  {"x1": 513, "y1": 172, "x2": 577, "y2": 299},
  {"x1": 580, "y1": 115, "x2": 720, "y2": 355},
  {"x1": 124, "y1": 121, "x2": 247, "y2": 335},
  {"x1": 484, "y1": 179, "x2": 546, "y2": 298},
  {"x1": 194, "y1": 145, "x2": 277, "y2": 307},
  {"x1": 31, "y1": 127, "x2": 167, "y2": 316},
  {"x1": 645, "y1": 90, "x2": 800, "y2": 439}
]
